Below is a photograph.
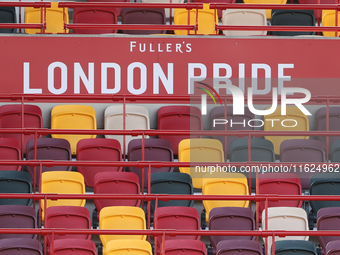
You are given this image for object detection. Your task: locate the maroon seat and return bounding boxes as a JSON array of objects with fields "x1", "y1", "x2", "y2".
[
  {"x1": 121, "y1": 8, "x2": 166, "y2": 34},
  {"x1": 280, "y1": 139, "x2": 326, "y2": 189},
  {"x1": 77, "y1": 138, "x2": 123, "y2": 188},
  {"x1": 216, "y1": 240, "x2": 263, "y2": 255},
  {"x1": 154, "y1": 206, "x2": 200, "y2": 254},
  {"x1": 0, "y1": 205, "x2": 36, "y2": 240},
  {"x1": 326, "y1": 240, "x2": 340, "y2": 255},
  {"x1": 73, "y1": 7, "x2": 117, "y2": 34},
  {"x1": 0, "y1": 104, "x2": 43, "y2": 154},
  {"x1": 128, "y1": 138, "x2": 174, "y2": 189},
  {"x1": 45, "y1": 206, "x2": 91, "y2": 246},
  {"x1": 26, "y1": 138, "x2": 72, "y2": 186},
  {"x1": 0, "y1": 138, "x2": 21, "y2": 171},
  {"x1": 49, "y1": 239, "x2": 97, "y2": 255},
  {"x1": 0, "y1": 238, "x2": 42, "y2": 255},
  {"x1": 209, "y1": 207, "x2": 255, "y2": 255},
  {"x1": 317, "y1": 207, "x2": 340, "y2": 255},
  {"x1": 158, "y1": 106, "x2": 203, "y2": 155},
  {"x1": 162, "y1": 240, "x2": 207, "y2": 255}
]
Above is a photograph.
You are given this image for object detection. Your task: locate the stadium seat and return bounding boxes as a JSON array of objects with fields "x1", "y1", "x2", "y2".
[
  {"x1": 257, "y1": 173, "x2": 302, "y2": 217},
  {"x1": 262, "y1": 207, "x2": 309, "y2": 254},
  {"x1": 274, "y1": 240, "x2": 317, "y2": 255},
  {"x1": 154, "y1": 206, "x2": 200, "y2": 254},
  {"x1": 192, "y1": 0, "x2": 236, "y2": 19},
  {"x1": 317, "y1": 207, "x2": 340, "y2": 255},
  {"x1": 243, "y1": 0, "x2": 287, "y2": 18},
  {"x1": 106, "y1": 239, "x2": 153, "y2": 255},
  {"x1": 41, "y1": 171, "x2": 86, "y2": 220},
  {"x1": 0, "y1": 104, "x2": 43, "y2": 154},
  {"x1": 331, "y1": 140, "x2": 340, "y2": 162},
  {"x1": 77, "y1": 138, "x2": 123, "y2": 188},
  {"x1": 222, "y1": 9, "x2": 267, "y2": 36},
  {"x1": 87, "y1": 0, "x2": 129, "y2": 16},
  {"x1": 93, "y1": 171, "x2": 141, "y2": 227},
  {"x1": 298, "y1": 0, "x2": 340, "y2": 20},
  {"x1": 210, "y1": 106, "x2": 255, "y2": 158},
  {"x1": 158, "y1": 106, "x2": 203, "y2": 155},
  {"x1": 121, "y1": 8, "x2": 166, "y2": 34},
  {"x1": 202, "y1": 173, "x2": 249, "y2": 223},
  {"x1": 0, "y1": 205, "x2": 36, "y2": 240},
  {"x1": 161, "y1": 239, "x2": 207, "y2": 255},
  {"x1": 322, "y1": 10, "x2": 340, "y2": 37},
  {"x1": 209, "y1": 207, "x2": 255, "y2": 255},
  {"x1": 45, "y1": 206, "x2": 91, "y2": 246},
  {"x1": 26, "y1": 138, "x2": 72, "y2": 186},
  {"x1": 0, "y1": 171, "x2": 32, "y2": 206},
  {"x1": 0, "y1": 238, "x2": 42, "y2": 255},
  {"x1": 174, "y1": 3, "x2": 218, "y2": 35},
  {"x1": 178, "y1": 138, "x2": 225, "y2": 189},
  {"x1": 0, "y1": 7, "x2": 16, "y2": 33},
  {"x1": 0, "y1": 138, "x2": 21, "y2": 171},
  {"x1": 316, "y1": 107, "x2": 340, "y2": 152},
  {"x1": 128, "y1": 138, "x2": 174, "y2": 189},
  {"x1": 141, "y1": 0, "x2": 184, "y2": 18},
  {"x1": 270, "y1": 10, "x2": 316, "y2": 36},
  {"x1": 280, "y1": 139, "x2": 326, "y2": 189},
  {"x1": 326, "y1": 240, "x2": 340, "y2": 255},
  {"x1": 104, "y1": 105, "x2": 150, "y2": 154},
  {"x1": 264, "y1": 106, "x2": 309, "y2": 155},
  {"x1": 24, "y1": 2, "x2": 69, "y2": 34},
  {"x1": 73, "y1": 7, "x2": 118, "y2": 34},
  {"x1": 216, "y1": 240, "x2": 263, "y2": 255},
  {"x1": 99, "y1": 206, "x2": 146, "y2": 255},
  {"x1": 49, "y1": 239, "x2": 97, "y2": 255},
  {"x1": 51, "y1": 104, "x2": 97, "y2": 155},
  {"x1": 150, "y1": 172, "x2": 194, "y2": 212}
]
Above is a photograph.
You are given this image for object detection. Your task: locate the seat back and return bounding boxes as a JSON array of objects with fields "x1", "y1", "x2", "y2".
[
  {"x1": 322, "y1": 10, "x2": 340, "y2": 37},
  {"x1": 87, "y1": 0, "x2": 129, "y2": 16},
  {"x1": 104, "y1": 105, "x2": 150, "y2": 154},
  {"x1": 331, "y1": 140, "x2": 340, "y2": 162},
  {"x1": 326, "y1": 240, "x2": 340, "y2": 255},
  {"x1": 0, "y1": 205, "x2": 36, "y2": 240},
  {"x1": 99, "y1": 206, "x2": 146, "y2": 253},
  {"x1": 0, "y1": 238, "x2": 42, "y2": 255},
  {"x1": 51, "y1": 239, "x2": 97, "y2": 255},
  {"x1": 121, "y1": 8, "x2": 166, "y2": 34},
  {"x1": 73, "y1": 7, "x2": 117, "y2": 34},
  {"x1": 202, "y1": 173, "x2": 249, "y2": 222},
  {"x1": 216, "y1": 240, "x2": 262, "y2": 255},
  {"x1": 150, "y1": 172, "x2": 194, "y2": 211},
  {"x1": 24, "y1": 2, "x2": 69, "y2": 34},
  {"x1": 222, "y1": 9, "x2": 267, "y2": 36},
  {"x1": 163, "y1": 240, "x2": 207, "y2": 255},
  {"x1": 316, "y1": 107, "x2": 340, "y2": 151},
  {"x1": 310, "y1": 173, "x2": 340, "y2": 213},
  {"x1": 141, "y1": 0, "x2": 184, "y2": 18},
  {"x1": 178, "y1": 138, "x2": 225, "y2": 189},
  {"x1": 264, "y1": 106, "x2": 309, "y2": 155},
  {"x1": 0, "y1": 7, "x2": 16, "y2": 33},
  {"x1": 271, "y1": 10, "x2": 315, "y2": 36},
  {"x1": 298, "y1": 0, "x2": 339, "y2": 19},
  {"x1": 262, "y1": 207, "x2": 309, "y2": 254},
  {"x1": 280, "y1": 139, "x2": 326, "y2": 189},
  {"x1": 257, "y1": 173, "x2": 302, "y2": 216},
  {"x1": 51, "y1": 105, "x2": 97, "y2": 155},
  {"x1": 243, "y1": 0, "x2": 287, "y2": 18},
  {"x1": 209, "y1": 207, "x2": 255, "y2": 254},
  {"x1": 192, "y1": 0, "x2": 236, "y2": 18},
  {"x1": 77, "y1": 138, "x2": 123, "y2": 188},
  {"x1": 94, "y1": 172, "x2": 141, "y2": 212},
  {"x1": 0, "y1": 104, "x2": 42, "y2": 153},
  {"x1": 0, "y1": 138, "x2": 21, "y2": 171},
  {"x1": 174, "y1": 3, "x2": 218, "y2": 35},
  {"x1": 45, "y1": 206, "x2": 91, "y2": 245},
  {"x1": 106, "y1": 240, "x2": 152, "y2": 255},
  {"x1": 26, "y1": 138, "x2": 72, "y2": 185},
  {"x1": 0, "y1": 171, "x2": 32, "y2": 206},
  {"x1": 274, "y1": 240, "x2": 317, "y2": 255}
]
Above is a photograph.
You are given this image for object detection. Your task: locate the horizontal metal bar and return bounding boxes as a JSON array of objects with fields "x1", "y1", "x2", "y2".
[
  {"x1": 210, "y1": 3, "x2": 340, "y2": 10},
  {"x1": 65, "y1": 24, "x2": 196, "y2": 31},
  {"x1": 218, "y1": 25, "x2": 340, "y2": 32}
]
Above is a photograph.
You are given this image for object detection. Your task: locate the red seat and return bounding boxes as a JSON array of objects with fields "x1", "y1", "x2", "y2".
[
  {"x1": 162, "y1": 240, "x2": 207, "y2": 255},
  {"x1": 158, "y1": 106, "x2": 202, "y2": 155},
  {"x1": 87, "y1": 0, "x2": 129, "y2": 16},
  {"x1": 49, "y1": 239, "x2": 97, "y2": 255},
  {"x1": 0, "y1": 238, "x2": 42, "y2": 255},
  {"x1": 77, "y1": 138, "x2": 123, "y2": 188},
  {"x1": 0, "y1": 138, "x2": 21, "y2": 171}
]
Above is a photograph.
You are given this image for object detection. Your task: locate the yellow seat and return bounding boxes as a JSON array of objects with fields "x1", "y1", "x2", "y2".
[
  {"x1": 106, "y1": 240, "x2": 152, "y2": 255},
  {"x1": 51, "y1": 105, "x2": 97, "y2": 155},
  {"x1": 178, "y1": 138, "x2": 225, "y2": 189},
  {"x1": 41, "y1": 171, "x2": 86, "y2": 220},
  {"x1": 264, "y1": 106, "x2": 309, "y2": 155},
  {"x1": 243, "y1": 0, "x2": 287, "y2": 19},
  {"x1": 202, "y1": 173, "x2": 249, "y2": 222},
  {"x1": 99, "y1": 206, "x2": 146, "y2": 255},
  {"x1": 174, "y1": 3, "x2": 218, "y2": 35},
  {"x1": 322, "y1": 10, "x2": 340, "y2": 37},
  {"x1": 24, "y1": 2, "x2": 69, "y2": 34}
]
